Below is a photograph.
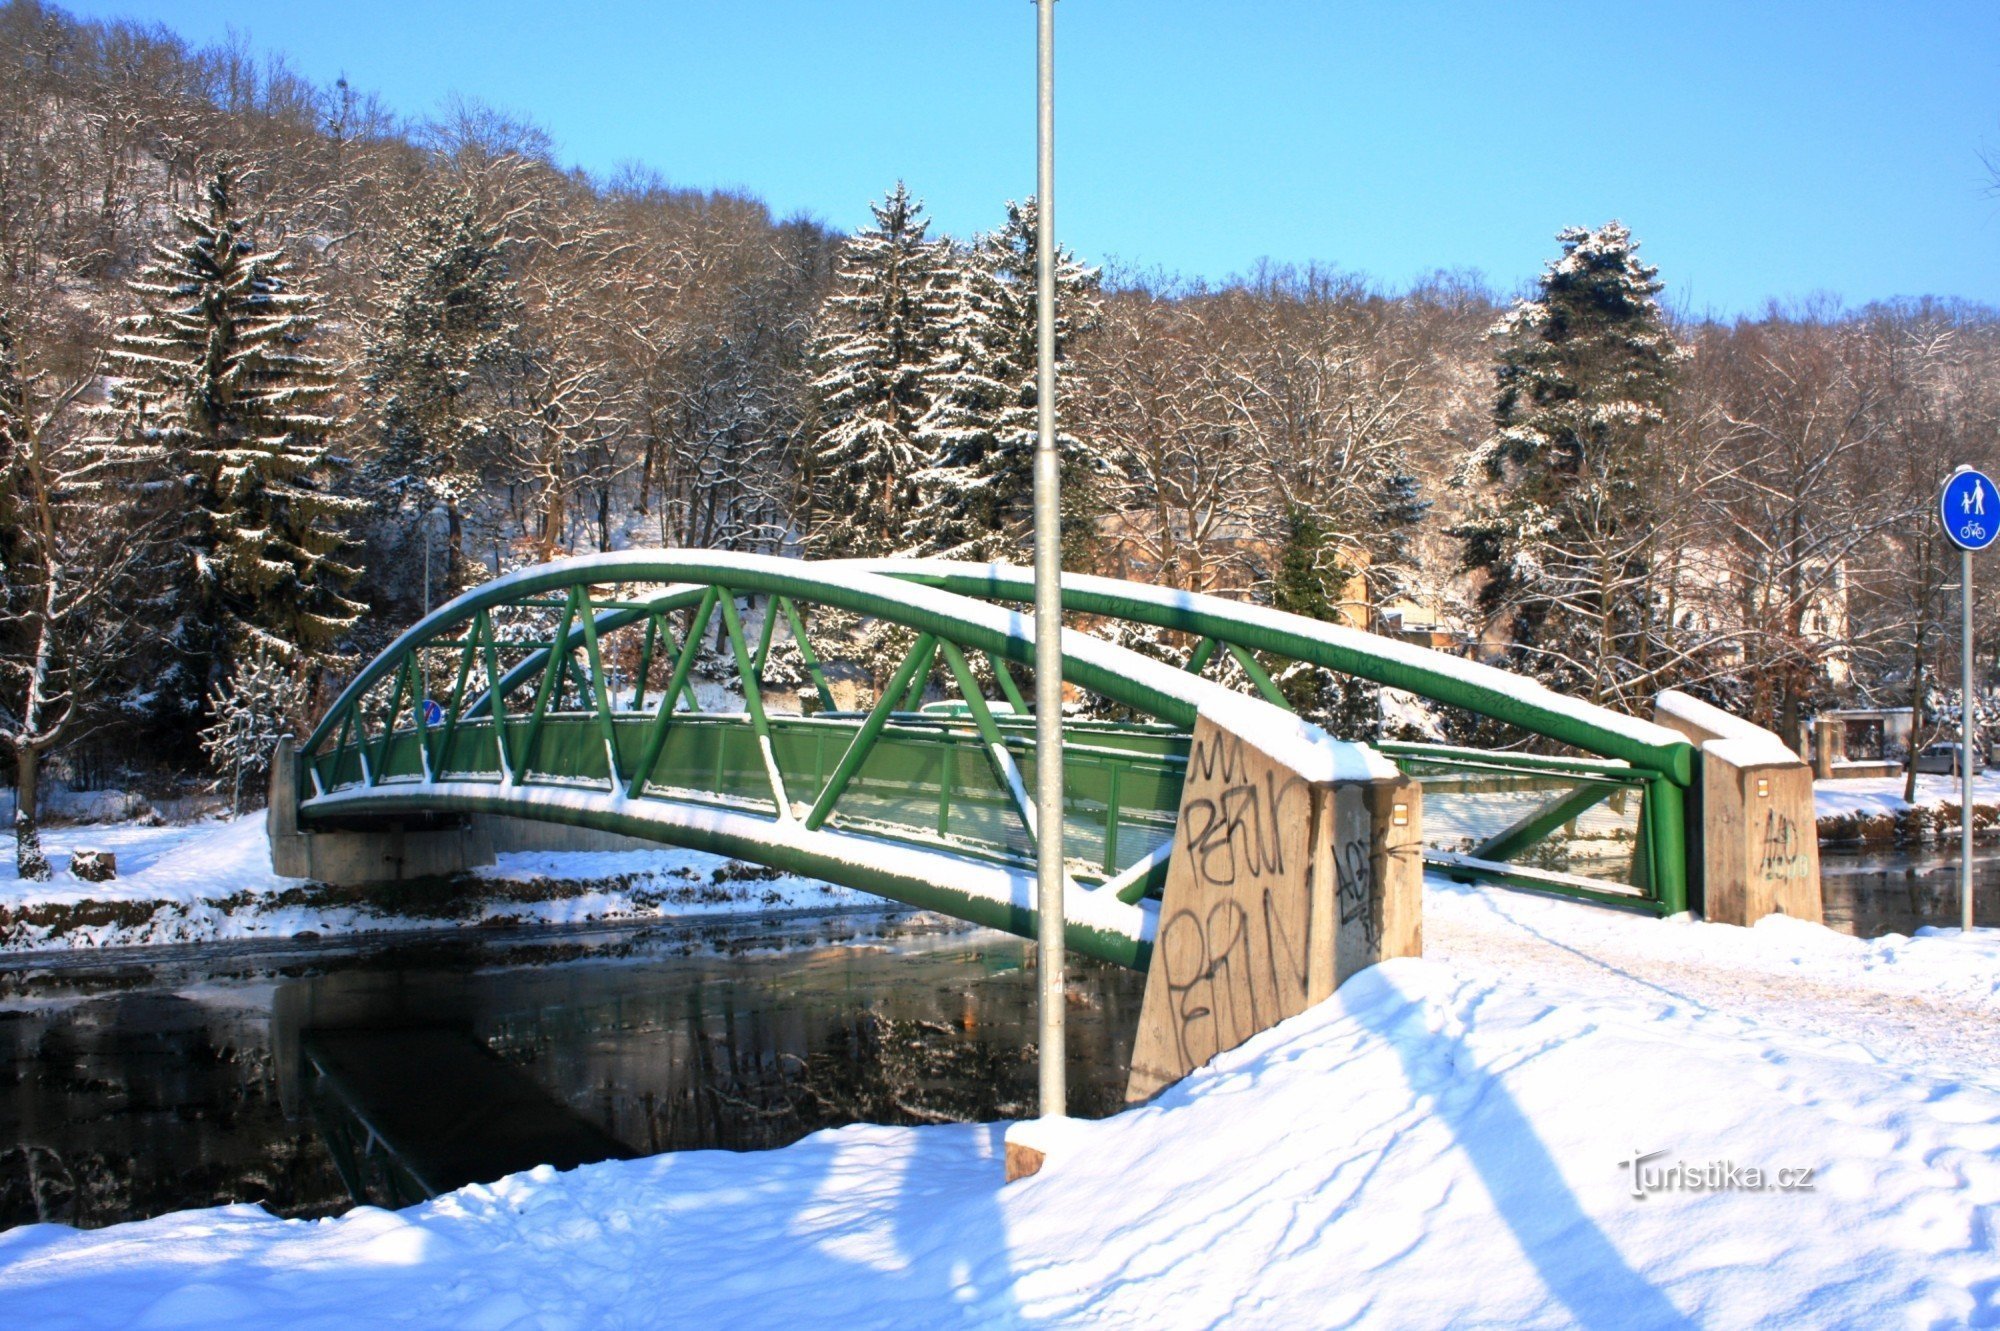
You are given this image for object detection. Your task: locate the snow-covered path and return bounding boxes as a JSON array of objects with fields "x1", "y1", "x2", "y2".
[
  {"x1": 2, "y1": 879, "x2": 1996, "y2": 1329},
  {"x1": 1430, "y1": 878, "x2": 2000, "y2": 1081}
]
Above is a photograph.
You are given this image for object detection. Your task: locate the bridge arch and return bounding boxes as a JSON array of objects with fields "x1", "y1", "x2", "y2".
[
  {"x1": 288, "y1": 551, "x2": 1393, "y2": 967},
  {"x1": 470, "y1": 557, "x2": 1703, "y2": 914}
]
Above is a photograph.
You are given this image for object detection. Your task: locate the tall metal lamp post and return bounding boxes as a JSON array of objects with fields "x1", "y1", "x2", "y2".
[{"x1": 1031, "y1": 0, "x2": 1067, "y2": 1119}]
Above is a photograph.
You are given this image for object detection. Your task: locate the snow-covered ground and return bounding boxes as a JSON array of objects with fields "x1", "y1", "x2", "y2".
[
  {"x1": 1816, "y1": 768, "x2": 2000, "y2": 822},
  {"x1": 3, "y1": 876, "x2": 1994, "y2": 1328},
  {"x1": 0, "y1": 816, "x2": 866, "y2": 952}
]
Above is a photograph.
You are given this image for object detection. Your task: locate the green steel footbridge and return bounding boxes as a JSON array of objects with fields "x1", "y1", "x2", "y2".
[{"x1": 288, "y1": 552, "x2": 1701, "y2": 968}]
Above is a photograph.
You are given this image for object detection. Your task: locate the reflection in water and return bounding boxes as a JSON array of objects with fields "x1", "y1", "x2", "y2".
[
  {"x1": 1, "y1": 910, "x2": 1146, "y2": 1230},
  {"x1": 1820, "y1": 847, "x2": 2000, "y2": 937}
]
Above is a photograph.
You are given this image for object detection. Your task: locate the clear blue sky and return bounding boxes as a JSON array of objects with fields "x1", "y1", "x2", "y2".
[{"x1": 57, "y1": 0, "x2": 2000, "y2": 314}]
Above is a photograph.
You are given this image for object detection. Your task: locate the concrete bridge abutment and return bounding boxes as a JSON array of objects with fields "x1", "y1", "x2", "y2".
[
  {"x1": 1122, "y1": 715, "x2": 1424, "y2": 1105},
  {"x1": 267, "y1": 738, "x2": 496, "y2": 883},
  {"x1": 1654, "y1": 691, "x2": 1822, "y2": 927}
]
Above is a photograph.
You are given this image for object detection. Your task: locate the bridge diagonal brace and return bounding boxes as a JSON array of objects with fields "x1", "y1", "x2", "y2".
[
  {"x1": 629, "y1": 613, "x2": 659, "y2": 713},
  {"x1": 402, "y1": 653, "x2": 431, "y2": 781},
  {"x1": 718, "y1": 588, "x2": 791, "y2": 818},
  {"x1": 902, "y1": 636, "x2": 942, "y2": 712},
  {"x1": 626, "y1": 586, "x2": 719, "y2": 800},
  {"x1": 806, "y1": 631, "x2": 938, "y2": 831},
  {"x1": 431, "y1": 619, "x2": 481, "y2": 776},
  {"x1": 476, "y1": 611, "x2": 512, "y2": 778},
  {"x1": 750, "y1": 594, "x2": 781, "y2": 682},
  {"x1": 778, "y1": 596, "x2": 836, "y2": 712},
  {"x1": 574, "y1": 589, "x2": 624, "y2": 788},
  {"x1": 1224, "y1": 641, "x2": 1292, "y2": 711},
  {"x1": 939, "y1": 640, "x2": 1038, "y2": 842},
  {"x1": 983, "y1": 649, "x2": 1029, "y2": 715},
  {"x1": 1183, "y1": 636, "x2": 1219, "y2": 675},
  {"x1": 1470, "y1": 779, "x2": 1621, "y2": 864},
  {"x1": 366, "y1": 658, "x2": 411, "y2": 787},
  {"x1": 514, "y1": 588, "x2": 579, "y2": 784}
]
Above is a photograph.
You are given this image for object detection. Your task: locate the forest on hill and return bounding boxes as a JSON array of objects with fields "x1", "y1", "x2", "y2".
[{"x1": 2, "y1": 0, "x2": 1997, "y2": 854}]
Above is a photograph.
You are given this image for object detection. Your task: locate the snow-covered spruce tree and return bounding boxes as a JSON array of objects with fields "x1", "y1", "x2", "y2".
[
  {"x1": 804, "y1": 184, "x2": 954, "y2": 557},
  {"x1": 1269, "y1": 506, "x2": 1384, "y2": 738},
  {"x1": 199, "y1": 643, "x2": 306, "y2": 815},
  {"x1": 904, "y1": 199, "x2": 1103, "y2": 565},
  {"x1": 360, "y1": 192, "x2": 518, "y2": 611},
  {"x1": 96, "y1": 166, "x2": 364, "y2": 730},
  {"x1": 1451, "y1": 222, "x2": 1681, "y2": 711}
]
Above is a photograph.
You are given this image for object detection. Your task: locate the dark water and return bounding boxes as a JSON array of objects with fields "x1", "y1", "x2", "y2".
[
  {"x1": 1819, "y1": 847, "x2": 2000, "y2": 937},
  {"x1": 0, "y1": 910, "x2": 1147, "y2": 1231}
]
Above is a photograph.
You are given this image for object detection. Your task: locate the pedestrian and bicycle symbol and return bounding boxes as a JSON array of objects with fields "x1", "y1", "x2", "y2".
[{"x1": 1941, "y1": 467, "x2": 2000, "y2": 552}]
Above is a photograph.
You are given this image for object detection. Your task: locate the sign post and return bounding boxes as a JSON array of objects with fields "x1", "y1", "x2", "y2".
[{"x1": 1940, "y1": 465, "x2": 1996, "y2": 933}]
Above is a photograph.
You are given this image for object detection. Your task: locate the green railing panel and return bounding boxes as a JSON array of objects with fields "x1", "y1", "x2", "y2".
[{"x1": 436, "y1": 723, "x2": 501, "y2": 779}]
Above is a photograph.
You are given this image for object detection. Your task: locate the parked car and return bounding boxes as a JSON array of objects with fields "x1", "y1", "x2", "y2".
[{"x1": 1912, "y1": 741, "x2": 1978, "y2": 775}]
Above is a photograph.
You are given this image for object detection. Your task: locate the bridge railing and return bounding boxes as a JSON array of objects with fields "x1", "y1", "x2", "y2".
[
  {"x1": 1378, "y1": 742, "x2": 1686, "y2": 915},
  {"x1": 306, "y1": 708, "x2": 1188, "y2": 896},
  {"x1": 355, "y1": 554, "x2": 1698, "y2": 914}
]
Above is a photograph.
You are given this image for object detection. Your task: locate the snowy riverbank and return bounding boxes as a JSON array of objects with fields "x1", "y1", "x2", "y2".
[
  {"x1": 0, "y1": 815, "x2": 865, "y2": 953},
  {"x1": 2, "y1": 876, "x2": 1994, "y2": 1328},
  {"x1": 1816, "y1": 769, "x2": 2000, "y2": 843}
]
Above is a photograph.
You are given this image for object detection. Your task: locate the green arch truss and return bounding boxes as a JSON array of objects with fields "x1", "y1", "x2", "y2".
[{"x1": 293, "y1": 551, "x2": 1389, "y2": 968}]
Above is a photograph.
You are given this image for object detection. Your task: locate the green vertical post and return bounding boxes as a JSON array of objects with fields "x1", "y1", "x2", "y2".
[
  {"x1": 1102, "y1": 763, "x2": 1123, "y2": 873},
  {"x1": 1645, "y1": 776, "x2": 1688, "y2": 916}
]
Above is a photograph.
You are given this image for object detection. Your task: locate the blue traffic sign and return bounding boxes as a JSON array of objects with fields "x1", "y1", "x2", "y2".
[
  {"x1": 1941, "y1": 468, "x2": 2000, "y2": 552},
  {"x1": 421, "y1": 698, "x2": 445, "y2": 727}
]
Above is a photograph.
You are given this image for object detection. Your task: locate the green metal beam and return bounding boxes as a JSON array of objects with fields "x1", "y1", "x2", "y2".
[
  {"x1": 626, "y1": 587, "x2": 718, "y2": 800},
  {"x1": 871, "y1": 564, "x2": 1697, "y2": 787},
  {"x1": 940, "y1": 640, "x2": 1037, "y2": 841},
  {"x1": 1471, "y1": 781, "x2": 1620, "y2": 864},
  {"x1": 1225, "y1": 641, "x2": 1290, "y2": 711},
  {"x1": 575, "y1": 588, "x2": 623, "y2": 787},
  {"x1": 718, "y1": 588, "x2": 789, "y2": 815},
  {"x1": 806, "y1": 632, "x2": 937, "y2": 831},
  {"x1": 513, "y1": 589, "x2": 578, "y2": 783},
  {"x1": 779, "y1": 596, "x2": 836, "y2": 712}
]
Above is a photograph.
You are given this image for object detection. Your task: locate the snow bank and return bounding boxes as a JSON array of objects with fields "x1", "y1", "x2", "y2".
[
  {"x1": 0, "y1": 816, "x2": 868, "y2": 952},
  {"x1": 5, "y1": 877, "x2": 1995, "y2": 1327},
  {"x1": 1817, "y1": 769, "x2": 2000, "y2": 821}
]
